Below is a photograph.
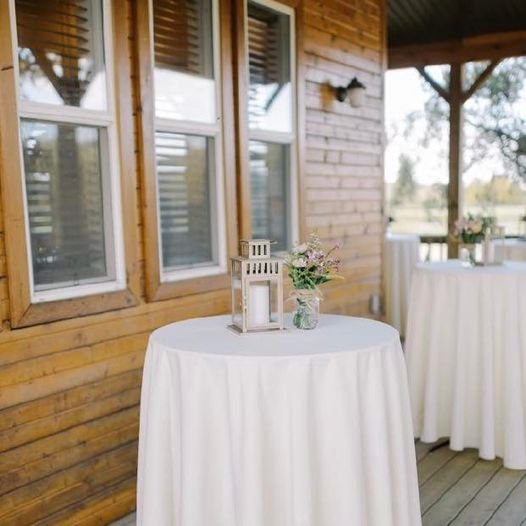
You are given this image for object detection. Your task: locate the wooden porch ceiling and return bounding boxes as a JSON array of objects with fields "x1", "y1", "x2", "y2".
[{"x1": 388, "y1": 0, "x2": 526, "y2": 68}]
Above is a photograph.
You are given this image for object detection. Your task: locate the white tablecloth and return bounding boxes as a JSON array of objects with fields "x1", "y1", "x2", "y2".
[
  {"x1": 383, "y1": 234, "x2": 420, "y2": 337},
  {"x1": 494, "y1": 238, "x2": 526, "y2": 261},
  {"x1": 137, "y1": 315, "x2": 421, "y2": 526},
  {"x1": 405, "y1": 260, "x2": 526, "y2": 469}
]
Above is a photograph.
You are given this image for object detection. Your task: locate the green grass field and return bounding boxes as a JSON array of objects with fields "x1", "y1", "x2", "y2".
[{"x1": 388, "y1": 203, "x2": 526, "y2": 237}]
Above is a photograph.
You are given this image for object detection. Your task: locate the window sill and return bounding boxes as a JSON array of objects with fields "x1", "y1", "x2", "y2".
[
  {"x1": 12, "y1": 288, "x2": 138, "y2": 329},
  {"x1": 161, "y1": 264, "x2": 227, "y2": 284},
  {"x1": 31, "y1": 279, "x2": 127, "y2": 304},
  {"x1": 147, "y1": 270, "x2": 230, "y2": 302}
]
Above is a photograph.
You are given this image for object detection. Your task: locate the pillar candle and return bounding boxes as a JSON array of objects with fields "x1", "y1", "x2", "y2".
[{"x1": 248, "y1": 283, "x2": 270, "y2": 326}]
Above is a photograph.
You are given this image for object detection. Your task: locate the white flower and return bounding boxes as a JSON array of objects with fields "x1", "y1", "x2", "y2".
[
  {"x1": 293, "y1": 243, "x2": 308, "y2": 254},
  {"x1": 292, "y1": 258, "x2": 307, "y2": 268},
  {"x1": 471, "y1": 221, "x2": 483, "y2": 234}
]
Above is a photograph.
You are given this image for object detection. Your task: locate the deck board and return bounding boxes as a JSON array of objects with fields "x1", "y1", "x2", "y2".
[
  {"x1": 484, "y1": 474, "x2": 526, "y2": 526},
  {"x1": 452, "y1": 467, "x2": 525, "y2": 525},
  {"x1": 108, "y1": 442, "x2": 526, "y2": 526},
  {"x1": 420, "y1": 449, "x2": 480, "y2": 514},
  {"x1": 419, "y1": 440, "x2": 526, "y2": 526},
  {"x1": 423, "y1": 458, "x2": 502, "y2": 524}
]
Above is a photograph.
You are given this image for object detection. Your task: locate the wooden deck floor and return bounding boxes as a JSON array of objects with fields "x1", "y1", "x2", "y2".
[
  {"x1": 109, "y1": 513, "x2": 136, "y2": 526},
  {"x1": 417, "y1": 440, "x2": 526, "y2": 525},
  {"x1": 110, "y1": 441, "x2": 526, "y2": 525}
]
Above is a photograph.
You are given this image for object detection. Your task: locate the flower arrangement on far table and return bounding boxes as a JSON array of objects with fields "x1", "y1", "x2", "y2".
[
  {"x1": 453, "y1": 214, "x2": 495, "y2": 266},
  {"x1": 285, "y1": 233, "x2": 342, "y2": 329}
]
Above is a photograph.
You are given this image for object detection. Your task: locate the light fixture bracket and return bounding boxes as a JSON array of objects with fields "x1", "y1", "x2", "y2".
[{"x1": 334, "y1": 76, "x2": 366, "y2": 105}]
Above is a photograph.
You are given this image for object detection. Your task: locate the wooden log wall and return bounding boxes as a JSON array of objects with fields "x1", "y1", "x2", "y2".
[
  {"x1": 303, "y1": 0, "x2": 386, "y2": 314},
  {"x1": 0, "y1": 0, "x2": 386, "y2": 523}
]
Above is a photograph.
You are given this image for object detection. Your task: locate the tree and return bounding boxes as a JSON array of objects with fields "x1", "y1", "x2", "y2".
[
  {"x1": 423, "y1": 183, "x2": 447, "y2": 224},
  {"x1": 406, "y1": 57, "x2": 526, "y2": 181},
  {"x1": 391, "y1": 154, "x2": 416, "y2": 205},
  {"x1": 465, "y1": 175, "x2": 526, "y2": 208}
]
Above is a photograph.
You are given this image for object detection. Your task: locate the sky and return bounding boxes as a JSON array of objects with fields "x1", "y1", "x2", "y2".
[
  {"x1": 385, "y1": 64, "x2": 526, "y2": 186},
  {"x1": 384, "y1": 67, "x2": 448, "y2": 185}
]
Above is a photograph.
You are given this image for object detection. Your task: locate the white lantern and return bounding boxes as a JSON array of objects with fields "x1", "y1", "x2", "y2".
[{"x1": 229, "y1": 239, "x2": 284, "y2": 334}]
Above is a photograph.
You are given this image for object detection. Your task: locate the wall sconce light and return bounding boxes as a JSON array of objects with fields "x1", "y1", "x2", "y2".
[{"x1": 335, "y1": 77, "x2": 366, "y2": 108}]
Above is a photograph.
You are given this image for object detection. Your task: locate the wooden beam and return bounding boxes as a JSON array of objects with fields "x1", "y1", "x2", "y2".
[
  {"x1": 232, "y1": 0, "x2": 252, "y2": 241},
  {"x1": 294, "y1": 0, "x2": 307, "y2": 241},
  {"x1": 389, "y1": 31, "x2": 526, "y2": 69},
  {"x1": 0, "y1": 0, "x2": 32, "y2": 325},
  {"x1": 417, "y1": 67, "x2": 450, "y2": 102},
  {"x1": 461, "y1": 60, "x2": 500, "y2": 102},
  {"x1": 447, "y1": 63, "x2": 464, "y2": 258}
]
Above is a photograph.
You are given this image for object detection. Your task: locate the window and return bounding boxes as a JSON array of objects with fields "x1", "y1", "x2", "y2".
[
  {"x1": 152, "y1": 0, "x2": 226, "y2": 281},
  {"x1": 0, "y1": 0, "x2": 139, "y2": 326},
  {"x1": 15, "y1": 0, "x2": 124, "y2": 302},
  {"x1": 21, "y1": 121, "x2": 116, "y2": 294},
  {"x1": 247, "y1": 0, "x2": 298, "y2": 251}
]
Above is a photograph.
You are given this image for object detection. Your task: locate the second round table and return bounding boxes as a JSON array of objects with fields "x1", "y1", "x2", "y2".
[{"x1": 405, "y1": 260, "x2": 526, "y2": 469}]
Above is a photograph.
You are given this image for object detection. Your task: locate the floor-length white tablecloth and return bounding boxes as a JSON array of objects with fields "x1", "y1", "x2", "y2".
[
  {"x1": 383, "y1": 234, "x2": 420, "y2": 337},
  {"x1": 494, "y1": 238, "x2": 526, "y2": 261},
  {"x1": 405, "y1": 260, "x2": 526, "y2": 469},
  {"x1": 137, "y1": 314, "x2": 421, "y2": 526}
]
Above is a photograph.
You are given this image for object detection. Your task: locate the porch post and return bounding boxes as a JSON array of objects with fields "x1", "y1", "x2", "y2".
[{"x1": 448, "y1": 63, "x2": 463, "y2": 258}]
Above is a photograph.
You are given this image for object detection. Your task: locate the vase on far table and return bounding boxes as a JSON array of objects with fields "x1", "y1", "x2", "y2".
[{"x1": 460, "y1": 244, "x2": 477, "y2": 267}]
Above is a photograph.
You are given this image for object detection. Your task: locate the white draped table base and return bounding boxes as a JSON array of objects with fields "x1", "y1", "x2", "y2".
[
  {"x1": 383, "y1": 234, "x2": 420, "y2": 337},
  {"x1": 137, "y1": 315, "x2": 421, "y2": 526},
  {"x1": 494, "y1": 239, "x2": 526, "y2": 262},
  {"x1": 405, "y1": 261, "x2": 526, "y2": 469}
]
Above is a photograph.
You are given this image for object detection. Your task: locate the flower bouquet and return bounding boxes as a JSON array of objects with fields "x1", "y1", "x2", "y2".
[
  {"x1": 285, "y1": 233, "x2": 342, "y2": 329},
  {"x1": 454, "y1": 214, "x2": 495, "y2": 266}
]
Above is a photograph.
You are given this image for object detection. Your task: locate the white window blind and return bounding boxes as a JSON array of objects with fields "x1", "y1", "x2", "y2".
[
  {"x1": 249, "y1": 141, "x2": 290, "y2": 250},
  {"x1": 155, "y1": 132, "x2": 215, "y2": 268},
  {"x1": 247, "y1": 2, "x2": 292, "y2": 133},
  {"x1": 15, "y1": 0, "x2": 124, "y2": 300},
  {"x1": 247, "y1": 0, "x2": 296, "y2": 251},
  {"x1": 21, "y1": 121, "x2": 111, "y2": 289},
  {"x1": 152, "y1": 0, "x2": 225, "y2": 279}
]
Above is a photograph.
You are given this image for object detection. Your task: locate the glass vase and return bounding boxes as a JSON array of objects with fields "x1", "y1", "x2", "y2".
[
  {"x1": 460, "y1": 244, "x2": 477, "y2": 267},
  {"x1": 292, "y1": 289, "x2": 320, "y2": 330}
]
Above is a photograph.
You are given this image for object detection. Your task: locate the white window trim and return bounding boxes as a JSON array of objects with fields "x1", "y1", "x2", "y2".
[
  {"x1": 9, "y1": 0, "x2": 127, "y2": 303},
  {"x1": 246, "y1": 0, "x2": 300, "y2": 248},
  {"x1": 150, "y1": 0, "x2": 228, "y2": 283}
]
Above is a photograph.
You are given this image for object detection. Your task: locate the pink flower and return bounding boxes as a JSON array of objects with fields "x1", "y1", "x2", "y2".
[
  {"x1": 293, "y1": 243, "x2": 308, "y2": 254},
  {"x1": 292, "y1": 258, "x2": 307, "y2": 268},
  {"x1": 454, "y1": 218, "x2": 466, "y2": 234}
]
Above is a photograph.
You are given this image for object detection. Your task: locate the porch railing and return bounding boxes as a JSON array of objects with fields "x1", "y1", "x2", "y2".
[
  {"x1": 419, "y1": 235, "x2": 448, "y2": 261},
  {"x1": 418, "y1": 234, "x2": 523, "y2": 262}
]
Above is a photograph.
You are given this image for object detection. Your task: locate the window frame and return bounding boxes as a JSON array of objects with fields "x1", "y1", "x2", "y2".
[
  {"x1": 0, "y1": 0, "x2": 141, "y2": 327},
  {"x1": 234, "y1": 0, "x2": 304, "y2": 247},
  {"x1": 136, "y1": 0, "x2": 238, "y2": 301}
]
